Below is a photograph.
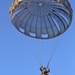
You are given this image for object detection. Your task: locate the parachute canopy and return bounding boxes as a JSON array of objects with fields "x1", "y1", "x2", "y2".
[{"x1": 9, "y1": 0, "x2": 73, "y2": 39}]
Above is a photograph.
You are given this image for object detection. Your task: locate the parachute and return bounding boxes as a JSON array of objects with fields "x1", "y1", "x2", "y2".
[
  {"x1": 9, "y1": 0, "x2": 73, "y2": 71},
  {"x1": 9, "y1": 0, "x2": 73, "y2": 39}
]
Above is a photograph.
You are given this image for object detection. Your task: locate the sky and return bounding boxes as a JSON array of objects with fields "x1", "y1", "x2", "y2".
[{"x1": 0, "y1": 0, "x2": 75, "y2": 75}]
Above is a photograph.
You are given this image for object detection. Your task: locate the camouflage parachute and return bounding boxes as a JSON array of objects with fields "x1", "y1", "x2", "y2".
[{"x1": 9, "y1": 0, "x2": 73, "y2": 39}]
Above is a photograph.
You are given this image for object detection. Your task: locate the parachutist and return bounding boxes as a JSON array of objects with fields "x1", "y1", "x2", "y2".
[{"x1": 40, "y1": 66, "x2": 50, "y2": 75}]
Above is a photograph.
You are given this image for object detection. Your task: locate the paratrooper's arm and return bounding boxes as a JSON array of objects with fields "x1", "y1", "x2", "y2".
[{"x1": 40, "y1": 66, "x2": 43, "y2": 71}]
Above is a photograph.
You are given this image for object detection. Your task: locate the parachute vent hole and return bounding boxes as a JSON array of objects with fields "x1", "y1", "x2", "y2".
[
  {"x1": 19, "y1": 27, "x2": 24, "y2": 33},
  {"x1": 42, "y1": 34, "x2": 48, "y2": 38},
  {"x1": 38, "y1": 3, "x2": 43, "y2": 7},
  {"x1": 30, "y1": 32, "x2": 36, "y2": 37}
]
